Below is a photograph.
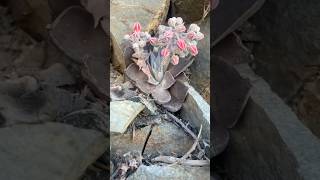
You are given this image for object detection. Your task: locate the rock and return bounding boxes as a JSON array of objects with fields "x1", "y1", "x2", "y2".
[
  {"x1": 190, "y1": 16, "x2": 210, "y2": 103},
  {"x1": 0, "y1": 77, "x2": 89, "y2": 126},
  {"x1": 0, "y1": 76, "x2": 44, "y2": 126},
  {"x1": 0, "y1": 93, "x2": 43, "y2": 126},
  {"x1": 111, "y1": 121, "x2": 194, "y2": 156},
  {"x1": 111, "y1": 125, "x2": 149, "y2": 155},
  {"x1": 145, "y1": 121, "x2": 194, "y2": 156},
  {"x1": 82, "y1": 58, "x2": 108, "y2": 101},
  {"x1": 110, "y1": 0, "x2": 170, "y2": 71},
  {"x1": 171, "y1": 0, "x2": 209, "y2": 24},
  {"x1": 223, "y1": 63, "x2": 320, "y2": 180},
  {"x1": 49, "y1": 6, "x2": 107, "y2": 63},
  {"x1": 0, "y1": 123, "x2": 107, "y2": 180},
  {"x1": 296, "y1": 81, "x2": 320, "y2": 138},
  {"x1": 0, "y1": 76, "x2": 39, "y2": 95},
  {"x1": 110, "y1": 100, "x2": 145, "y2": 133},
  {"x1": 40, "y1": 87, "x2": 90, "y2": 120},
  {"x1": 14, "y1": 42, "x2": 45, "y2": 75},
  {"x1": 250, "y1": 0, "x2": 320, "y2": 116},
  {"x1": 127, "y1": 165, "x2": 210, "y2": 180},
  {"x1": 181, "y1": 83, "x2": 210, "y2": 140},
  {"x1": 38, "y1": 63, "x2": 75, "y2": 87},
  {"x1": 212, "y1": 33, "x2": 252, "y2": 65},
  {"x1": 212, "y1": 57, "x2": 251, "y2": 129},
  {"x1": 8, "y1": 0, "x2": 52, "y2": 40},
  {"x1": 212, "y1": 0, "x2": 265, "y2": 46}
]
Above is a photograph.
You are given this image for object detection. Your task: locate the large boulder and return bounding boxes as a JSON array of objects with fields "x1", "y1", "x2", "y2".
[{"x1": 0, "y1": 123, "x2": 107, "y2": 180}]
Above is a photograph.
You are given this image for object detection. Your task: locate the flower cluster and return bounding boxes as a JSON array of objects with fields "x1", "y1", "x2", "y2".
[
  {"x1": 150, "y1": 17, "x2": 204, "y2": 65},
  {"x1": 123, "y1": 17, "x2": 204, "y2": 81}
]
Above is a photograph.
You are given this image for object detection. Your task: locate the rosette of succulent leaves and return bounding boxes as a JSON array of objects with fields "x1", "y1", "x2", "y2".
[{"x1": 123, "y1": 17, "x2": 204, "y2": 112}]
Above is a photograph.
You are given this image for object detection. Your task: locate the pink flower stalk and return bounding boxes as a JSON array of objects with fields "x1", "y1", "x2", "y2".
[
  {"x1": 161, "y1": 48, "x2": 170, "y2": 57},
  {"x1": 133, "y1": 22, "x2": 141, "y2": 33},
  {"x1": 149, "y1": 37, "x2": 158, "y2": 45},
  {"x1": 171, "y1": 55, "x2": 179, "y2": 65},
  {"x1": 177, "y1": 39, "x2": 186, "y2": 50},
  {"x1": 189, "y1": 45, "x2": 198, "y2": 56}
]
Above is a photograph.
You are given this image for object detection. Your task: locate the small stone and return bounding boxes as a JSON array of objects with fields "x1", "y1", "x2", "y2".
[
  {"x1": 14, "y1": 42, "x2": 45, "y2": 75},
  {"x1": 127, "y1": 165, "x2": 210, "y2": 180},
  {"x1": 110, "y1": 100, "x2": 145, "y2": 133},
  {"x1": 38, "y1": 63, "x2": 75, "y2": 87}
]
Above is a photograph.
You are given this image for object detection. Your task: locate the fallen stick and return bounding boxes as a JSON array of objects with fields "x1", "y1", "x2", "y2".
[
  {"x1": 181, "y1": 125, "x2": 202, "y2": 160},
  {"x1": 151, "y1": 156, "x2": 210, "y2": 166},
  {"x1": 165, "y1": 111, "x2": 197, "y2": 140}
]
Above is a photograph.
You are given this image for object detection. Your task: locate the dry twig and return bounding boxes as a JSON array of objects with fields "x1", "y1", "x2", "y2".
[{"x1": 152, "y1": 156, "x2": 210, "y2": 166}]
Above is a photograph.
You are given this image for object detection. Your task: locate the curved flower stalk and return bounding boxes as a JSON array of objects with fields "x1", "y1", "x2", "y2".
[{"x1": 123, "y1": 17, "x2": 204, "y2": 111}]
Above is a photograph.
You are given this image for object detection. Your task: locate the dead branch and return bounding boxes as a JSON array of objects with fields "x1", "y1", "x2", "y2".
[
  {"x1": 151, "y1": 156, "x2": 210, "y2": 166},
  {"x1": 165, "y1": 111, "x2": 198, "y2": 139},
  {"x1": 181, "y1": 125, "x2": 202, "y2": 160}
]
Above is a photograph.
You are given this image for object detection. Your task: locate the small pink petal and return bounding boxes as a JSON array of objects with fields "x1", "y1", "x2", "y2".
[
  {"x1": 196, "y1": 32, "x2": 204, "y2": 40},
  {"x1": 189, "y1": 45, "x2": 198, "y2": 56},
  {"x1": 171, "y1": 55, "x2": 179, "y2": 65},
  {"x1": 164, "y1": 30, "x2": 173, "y2": 39},
  {"x1": 133, "y1": 22, "x2": 141, "y2": 33},
  {"x1": 187, "y1": 31, "x2": 196, "y2": 40},
  {"x1": 177, "y1": 39, "x2": 186, "y2": 50},
  {"x1": 161, "y1": 48, "x2": 170, "y2": 57},
  {"x1": 149, "y1": 37, "x2": 158, "y2": 45},
  {"x1": 175, "y1": 25, "x2": 186, "y2": 32}
]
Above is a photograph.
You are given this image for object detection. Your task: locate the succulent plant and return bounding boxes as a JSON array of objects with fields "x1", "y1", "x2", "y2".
[{"x1": 123, "y1": 17, "x2": 204, "y2": 112}]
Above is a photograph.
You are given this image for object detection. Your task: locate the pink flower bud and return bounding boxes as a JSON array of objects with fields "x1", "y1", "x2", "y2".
[
  {"x1": 189, "y1": 45, "x2": 198, "y2": 56},
  {"x1": 196, "y1": 32, "x2": 204, "y2": 40},
  {"x1": 168, "y1": 17, "x2": 177, "y2": 27},
  {"x1": 149, "y1": 37, "x2": 158, "y2": 45},
  {"x1": 175, "y1": 24, "x2": 186, "y2": 33},
  {"x1": 133, "y1": 22, "x2": 141, "y2": 33},
  {"x1": 164, "y1": 30, "x2": 173, "y2": 39},
  {"x1": 161, "y1": 48, "x2": 170, "y2": 57},
  {"x1": 171, "y1": 55, "x2": 179, "y2": 65},
  {"x1": 187, "y1": 31, "x2": 196, "y2": 40},
  {"x1": 177, "y1": 39, "x2": 186, "y2": 50}
]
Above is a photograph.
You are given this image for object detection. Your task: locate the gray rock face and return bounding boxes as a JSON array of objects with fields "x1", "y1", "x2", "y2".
[
  {"x1": 252, "y1": 0, "x2": 320, "y2": 101},
  {"x1": 223, "y1": 63, "x2": 320, "y2": 180},
  {"x1": 190, "y1": 16, "x2": 210, "y2": 103},
  {"x1": 127, "y1": 165, "x2": 210, "y2": 180},
  {"x1": 0, "y1": 123, "x2": 107, "y2": 180},
  {"x1": 111, "y1": 121, "x2": 193, "y2": 156},
  {"x1": 250, "y1": 0, "x2": 320, "y2": 139},
  {"x1": 212, "y1": 0, "x2": 265, "y2": 45},
  {"x1": 181, "y1": 83, "x2": 210, "y2": 140},
  {"x1": 171, "y1": 0, "x2": 209, "y2": 24}
]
